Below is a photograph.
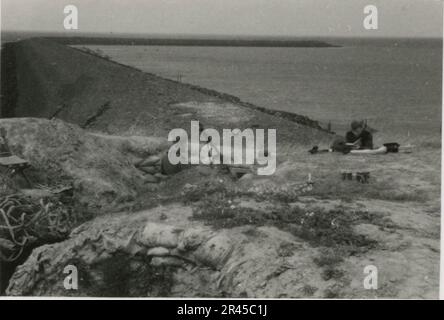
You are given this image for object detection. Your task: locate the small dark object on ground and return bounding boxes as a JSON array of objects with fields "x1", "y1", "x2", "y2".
[
  {"x1": 309, "y1": 146, "x2": 319, "y2": 154},
  {"x1": 341, "y1": 171, "x2": 370, "y2": 183},
  {"x1": 308, "y1": 146, "x2": 330, "y2": 154},
  {"x1": 356, "y1": 172, "x2": 370, "y2": 183},
  {"x1": 384, "y1": 142, "x2": 400, "y2": 153}
]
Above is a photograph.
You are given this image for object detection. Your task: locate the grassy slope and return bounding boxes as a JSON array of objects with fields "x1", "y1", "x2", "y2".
[{"x1": 4, "y1": 38, "x2": 333, "y2": 147}]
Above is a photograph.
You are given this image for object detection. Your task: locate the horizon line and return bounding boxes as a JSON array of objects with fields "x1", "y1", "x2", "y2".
[{"x1": 1, "y1": 29, "x2": 442, "y2": 41}]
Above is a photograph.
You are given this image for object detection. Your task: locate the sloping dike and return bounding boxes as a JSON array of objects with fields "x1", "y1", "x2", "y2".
[
  {"x1": 1, "y1": 38, "x2": 331, "y2": 139},
  {"x1": 0, "y1": 38, "x2": 340, "y2": 297}
]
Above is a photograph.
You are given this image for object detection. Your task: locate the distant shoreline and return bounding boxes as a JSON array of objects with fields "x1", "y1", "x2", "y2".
[
  {"x1": 2, "y1": 31, "x2": 441, "y2": 48},
  {"x1": 46, "y1": 37, "x2": 340, "y2": 48}
]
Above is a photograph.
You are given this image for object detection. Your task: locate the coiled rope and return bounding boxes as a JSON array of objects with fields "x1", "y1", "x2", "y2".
[{"x1": 0, "y1": 194, "x2": 77, "y2": 262}]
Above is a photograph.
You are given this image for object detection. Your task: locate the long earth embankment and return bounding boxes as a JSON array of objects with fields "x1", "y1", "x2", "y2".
[{"x1": 1, "y1": 38, "x2": 332, "y2": 142}]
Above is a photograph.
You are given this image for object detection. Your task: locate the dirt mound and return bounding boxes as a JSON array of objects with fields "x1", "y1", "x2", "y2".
[{"x1": 0, "y1": 118, "x2": 167, "y2": 211}]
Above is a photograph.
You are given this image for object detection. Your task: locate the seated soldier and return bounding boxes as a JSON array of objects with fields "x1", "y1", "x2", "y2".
[{"x1": 346, "y1": 120, "x2": 373, "y2": 150}]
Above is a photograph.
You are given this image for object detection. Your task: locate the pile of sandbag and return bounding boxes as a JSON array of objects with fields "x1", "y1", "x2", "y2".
[{"x1": 134, "y1": 154, "x2": 169, "y2": 184}]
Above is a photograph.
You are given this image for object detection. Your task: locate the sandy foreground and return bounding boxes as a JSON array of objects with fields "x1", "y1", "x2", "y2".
[{"x1": 0, "y1": 38, "x2": 440, "y2": 298}]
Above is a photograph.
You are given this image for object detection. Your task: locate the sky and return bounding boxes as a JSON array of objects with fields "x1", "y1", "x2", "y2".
[{"x1": 1, "y1": 0, "x2": 442, "y2": 38}]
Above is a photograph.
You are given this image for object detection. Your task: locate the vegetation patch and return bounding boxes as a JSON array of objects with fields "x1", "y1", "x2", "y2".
[
  {"x1": 191, "y1": 187, "x2": 380, "y2": 248},
  {"x1": 306, "y1": 177, "x2": 429, "y2": 203},
  {"x1": 188, "y1": 181, "x2": 393, "y2": 290}
]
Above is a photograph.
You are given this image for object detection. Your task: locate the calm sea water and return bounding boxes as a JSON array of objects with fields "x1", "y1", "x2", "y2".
[{"x1": 80, "y1": 39, "x2": 442, "y2": 138}]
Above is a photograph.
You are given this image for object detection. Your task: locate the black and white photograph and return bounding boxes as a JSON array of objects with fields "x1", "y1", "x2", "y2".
[{"x1": 0, "y1": 0, "x2": 442, "y2": 301}]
